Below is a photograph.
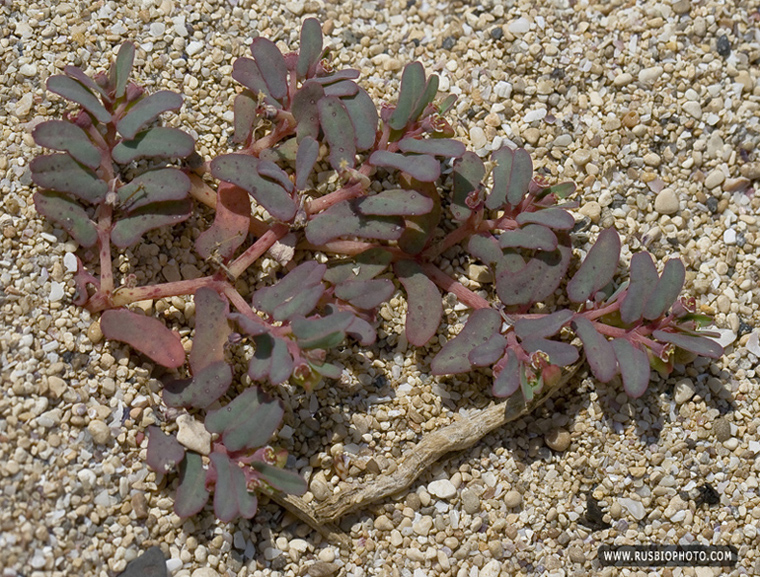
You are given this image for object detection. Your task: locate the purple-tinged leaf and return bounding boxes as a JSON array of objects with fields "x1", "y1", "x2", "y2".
[
  {"x1": 295, "y1": 136, "x2": 319, "y2": 190},
  {"x1": 292, "y1": 80, "x2": 325, "y2": 141},
  {"x1": 205, "y1": 388, "x2": 283, "y2": 452},
  {"x1": 492, "y1": 349, "x2": 521, "y2": 397},
  {"x1": 342, "y1": 88, "x2": 378, "y2": 150},
  {"x1": 250, "y1": 37, "x2": 288, "y2": 101},
  {"x1": 248, "y1": 333, "x2": 294, "y2": 384},
  {"x1": 643, "y1": 259, "x2": 686, "y2": 321},
  {"x1": 514, "y1": 310, "x2": 575, "y2": 340},
  {"x1": 32, "y1": 121, "x2": 102, "y2": 169},
  {"x1": 210, "y1": 452, "x2": 259, "y2": 522},
  {"x1": 228, "y1": 312, "x2": 269, "y2": 337},
  {"x1": 251, "y1": 460, "x2": 308, "y2": 494},
  {"x1": 174, "y1": 452, "x2": 210, "y2": 518},
  {"x1": 313, "y1": 69, "x2": 360, "y2": 84},
  {"x1": 146, "y1": 426, "x2": 185, "y2": 474},
  {"x1": 496, "y1": 258, "x2": 543, "y2": 306},
  {"x1": 113, "y1": 42, "x2": 135, "y2": 99},
  {"x1": 190, "y1": 288, "x2": 231, "y2": 370},
  {"x1": 233, "y1": 92, "x2": 257, "y2": 144},
  {"x1": 369, "y1": 150, "x2": 440, "y2": 182},
  {"x1": 409, "y1": 73, "x2": 439, "y2": 124},
  {"x1": 117, "y1": 90, "x2": 183, "y2": 139},
  {"x1": 499, "y1": 224, "x2": 557, "y2": 251},
  {"x1": 529, "y1": 244, "x2": 572, "y2": 303},
  {"x1": 324, "y1": 248, "x2": 393, "y2": 284},
  {"x1": 31, "y1": 154, "x2": 107, "y2": 203},
  {"x1": 520, "y1": 338, "x2": 580, "y2": 367},
  {"x1": 431, "y1": 308, "x2": 502, "y2": 375},
  {"x1": 572, "y1": 316, "x2": 617, "y2": 382},
  {"x1": 487, "y1": 147, "x2": 533, "y2": 209},
  {"x1": 467, "y1": 233, "x2": 503, "y2": 266},
  {"x1": 651, "y1": 330, "x2": 723, "y2": 359},
  {"x1": 47, "y1": 75, "x2": 111, "y2": 123},
  {"x1": 611, "y1": 339, "x2": 650, "y2": 398},
  {"x1": 566, "y1": 228, "x2": 621, "y2": 303},
  {"x1": 539, "y1": 181, "x2": 576, "y2": 199},
  {"x1": 257, "y1": 159, "x2": 294, "y2": 193},
  {"x1": 112, "y1": 127, "x2": 194, "y2": 164},
  {"x1": 297, "y1": 18, "x2": 323, "y2": 79},
  {"x1": 388, "y1": 62, "x2": 426, "y2": 130},
  {"x1": 515, "y1": 208, "x2": 575, "y2": 230},
  {"x1": 33, "y1": 191, "x2": 98, "y2": 248},
  {"x1": 323, "y1": 80, "x2": 359, "y2": 97},
  {"x1": 357, "y1": 189, "x2": 434, "y2": 216},
  {"x1": 291, "y1": 311, "x2": 355, "y2": 349},
  {"x1": 305, "y1": 200, "x2": 404, "y2": 245},
  {"x1": 451, "y1": 151, "x2": 485, "y2": 221},
  {"x1": 118, "y1": 168, "x2": 190, "y2": 210},
  {"x1": 195, "y1": 184, "x2": 251, "y2": 260},
  {"x1": 619, "y1": 252, "x2": 659, "y2": 325},
  {"x1": 468, "y1": 333, "x2": 508, "y2": 367},
  {"x1": 318, "y1": 96, "x2": 356, "y2": 171},
  {"x1": 110, "y1": 199, "x2": 192, "y2": 247},
  {"x1": 398, "y1": 183, "x2": 441, "y2": 255},
  {"x1": 395, "y1": 259, "x2": 442, "y2": 347},
  {"x1": 163, "y1": 361, "x2": 233, "y2": 409},
  {"x1": 253, "y1": 261, "x2": 325, "y2": 319},
  {"x1": 335, "y1": 278, "x2": 395, "y2": 309},
  {"x1": 63, "y1": 65, "x2": 108, "y2": 99},
  {"x1": 101, "y1": 308, "x2": 185, "y2": 368},
  {"x1": 346, "y1": 315, "x2": 377, "y2": 346},
  {"x1": 210, "y1": 154, "x2": 297, "y2": 221},
  {"x1": 398, "y1": 138, "x2": 465, "y2": 158},
  {"x1": 232, "y1": 58, "x2": 279, "y2": 107}
]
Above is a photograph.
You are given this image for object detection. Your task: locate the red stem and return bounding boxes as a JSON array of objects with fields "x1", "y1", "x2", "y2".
[
  {"x1": 419, "y1": 262, "x2": 491, "y2": 310},
  {"x1": 109, "y1": 276, "x2": 223, "y2": 308},
  {"x1": 227, "y1": 223, "x2": 290, "y2": 279}
]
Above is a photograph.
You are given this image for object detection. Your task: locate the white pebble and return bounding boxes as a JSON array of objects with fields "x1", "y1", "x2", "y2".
[
  {"x1": 523, "y1": 108, "x2": 547, "y2": 123},
  {"x1": 638, "y1": 66, "x2": 663, "y2": 85},
  {"x1": 77, "y1": 468, "x2": 97, "y2": 490},
  {"x1": 150, "y1": 22, "x2": 166, "y2": 37},
  {"x1": 15, "y1": 93, "x2": 33, "y2": 117},
  {"x1": 704, "y1": 169, "x2": 725, "y2": 189},
  {"x1": 63, "y1": 252, "x2": 78, "y2": 272},
  {"x1": 509, "y1": 17, "x2": 531, "y2": 34},
  {"x1": 428, "y1": 479, "x2": 456, "y2": 499},
  {"x1": 469, "y1": 126, "x2": 487, "y2": 149},
  {"x1": 682, "y1": 101, "x2": 702, "y2": 119},
  {"x1": 166, "y1": 558, "x2": 183, "y2": 573},
  {"x1": 711, "y1": 328, "x2": 736, "y2": 348},
  {"x1": 674, "y1": 378, "x2": 695, "y2": 404},
  {"x1": 654, "y1": 188, "x2": 679, "y2": 215},
  {"x1": 504, "y1": 490, "x2": 522, "y2": 508},
  {"x1": 618, "y1": 497, "x2": 646, "y2": 520},
  {"x1": 480, "y1": 560, "x2": 501, "y2": 577},
  {"x1": 723, "y1": 229, "x2": 736, "y2": 245},
  {"x1": 49, "y1": 281, "x2": 64, "y2": 302},
  {"x1": 746, "y1": 331, "x2": 760, "y2": 357},
  {"x1": 263, "y1": 547, "x2": 281, "y2": 560},
  {"x1": 176, "y1": 414, "x2": 211, "y2": 455},
  {"x1": 20, "y1": 63, "x2": 37, "y2": 77},
  {"x1": 187, "y1": 41, "x2": 204, "y2": 57}
]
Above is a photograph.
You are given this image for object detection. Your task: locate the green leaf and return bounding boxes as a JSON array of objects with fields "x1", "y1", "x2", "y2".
[
  {"x1": 492, "y1": 349, "x2": 521, "y2": 397},
  {"x1": 295, "y1": 136, "x2": 319, "y2": 190},
  {"x1": 297, "y1": 18, "x2": 323, "y2": 79},
  {"x1": 520, "y1": 337, "x2": 580, "y2": 367},
  {"x1": 205, "y1": 388, "x2": 284, "y2": 452},
  {"x1": 210, "y1": 453, "x2": 259, "y2": 522},
  {"x1": 47, "y1": 75, "x2": 111, "y2": 123},
  {"x1": 572, "y1": 316, "x2": 617, "y2": 382},
  {"x1": 323, "y1": 248, "x2": 393, "y2": 284},
  {"x1": 451, "y1": 151, "x2": 485, "y2": 221},
  {"x1": 232, "y1": 57, "x2": 278, "y2": 107},
  {"x1": 515, "y1": 208, "x2": 575, "y2": 230},
  {"x1": 112, "y1": 127, "x2": 194, "y2": 164},
  {"x1": 233, "y1": 92, "x2": 258, "y2": 144},
  {"x1": 163, "y1": 361, "x2": 233, "y2": 409},
  {"x1": 110, "y1": 199, "x2": 192, "y2": 247},
  {"x1": 32, "y1": 120, "x2": 102, "y2": 169},
  {"x1": 643, "y1": 259, "x2": 686, "y2": 321},
  {"x1": 395, "y1": 259, "x2": 442, "y2": 347},
  {"x1": 566, "y1": 228, "x2": 621, "y2": 303},
  {"x1": 100, "y1": 308, "x2": 185, "y2": 368},
  {"x1": 174, "y1": 452, "x2": 210, "y2": 518},
  {"x1": 190, "y1": 288, "x2": 231, "y2": 370},
  {"x1": 487, "y1": 147, "x2": 533, "y2": 209},
  {"x1": 651, "y1": 330, "x2": 723, "y2": 359},
  {"x1": 292, "y1": 80, "x2": 325, "y2": 142},
  {"x1": 33, "y1": 191, "x2": 98, "y2": 248},
  {"x1": 408, "y1": 73, "x2": 439, "y2": 124},
  {"x1": 210, "y1": 154, "x2": 297, "y2": 221},
  {"x1": 468, "y1": 333, "x2": 508, "y2": 367},
  {"x1": 397, "y1": 184, "x2": 441, "y2": 255},
  {"x1": 248, "y1": 333, "x2": 294, "y2": 384},
  {"x1": 305, "y1": 199, "x2": 404, "y2": 245},
  {"x1": 31, "y1": 153, "x2": 108, "y2": 204},
  {"x1": 397, "y1": 138, "x2": 465, "y2": 157},
  {"x1": 312, "y1": 69, "x2": 360, "y2": 84},
  {"x1": 146, "y1": 426, "x2": 185, "y2": 474},
  {"x1": 250, "y1": 37, "x2": 288, "y2": 101},
  {"x1": 251, "y1": 460, "x2": 308, "y2": 495},
  {"x1": 318, "y1": 96, "x2": 356, "y2": 171},
  {"x1": 388, "y1": 62, "x2": 425, "y2": 130},
  {"x1": 619, "y1": 252, "x2": 659, "y2": 325},
  {"x1": 252, "y1": 261, "x2": 325, "y2": 320},
  {"x1": 611, "y1": 339, "x2": 650, "y2": 398},
  {"x1": 431, "y1": 308, "x2": 503, "y2": 375},
  {"x1": 514, "y1": 310, "x2": 574, "y2": 340},
  {"x1": 291, "y1": 311, "x2": 355, "y2": 349},
  {"x1": 335, "y1": 278, "x2": 395, "y2": 310},
  {"x1": 113, "y1": 42, "x2": 135, "y2": 99},
  {"x1": 499, "y1": 224, "x2": 557, "y2": 251},
  {"x1": 342, "y1": 88, "x2": 378, "y2": 150},
  {"x1": 117, "y1": 167, "x2": 191, "y2": 210},
  {"x1": 356, "y1": 189, "x2": 434, "y2": 216},
  {"x1": 116, "y1": 90, "x2": 183, "y2": 140},
  {"x1": 369, "y1": 150, "x2": 440, "y2": 182},
  {"x1": 194, "y1": 184, "x2": 251, "y2": 260},
  {"x1": 63, "y1": 65, "x2": 108, "y2": 99}
]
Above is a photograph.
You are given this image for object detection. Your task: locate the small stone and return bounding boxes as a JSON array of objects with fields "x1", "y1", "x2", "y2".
[
  {"x1": 304, "y1": 562, "x2": 340, "y2": 577},
  {"x1": 682, "y1": 101, "x2": 702, "y2": 119},
  {"x1": 176, "y1": 414, "x2": 211, "y2": 455},
  {"x1": 643, "y1": 152, "x2": 661, "y2": 167},
  {"x1": 490, "y1": 27, "x2": 503, "y2": 40},
  {"x1": 613, "y1": 72, "x2": 633, "y2": 87},
  {"x1": 672, "y1": 0, "x2": 690, "y2": 14},
  {"x1": 149, "y1": 22, "x2": 166, "y2": 37},
  {"x1": 310, "y1": 477, "x2": 331, "y2": 501},
  {"x1": 504, "y1": 490, "x2": 522, "y2": 508},
  {"x1": 638, "y1": 66, "x2": 663, "y2": 85},
  {"x1": 285, "y1": 1, "x2": 304, "y2": 15},
  {"x1": 88, "y1": 419, "x2": 112, "y2": 445},
  {"x1": 567, "y1": 545, "x2": 585, "y2": 564},
  {"x1": 15, "y1": 93, "x2": 33, "y2": 117},
  {"x1": 88, "y1": 321, "x2": 103, "y2": 344},
  {"x1": 469, "y1": 126, "x2": 487, "y2": 149},
  {"x1": 480, "y1": 560, "x2": 501, "y2": 577},
  {"x1": 553, "y1": 134, "x2": 572, "y2": 148},
  {"x1": 508, "y1": 17, "x2": 530, "y2": 34},
  {"x1": 49, "y1": 281, "x2": 64, "y2": 302},
  {"x1": 704, "y1": 169, "x2": 725, "y2": 190},
  {"x1": 317, "y1": 548, "x2": 336, "y2": 563},
  {"x1": 166, "y1": 558, "x2": 182, "y2": 573},
  {"x1": 723, "y1": 437, "x2": 739, "y2": 450},
  {"x1": 412, "y1": 516, "x2": 433, "y2": 536},
  {"x1": 77, "y1": 468, "x2": 96, "y2": 490},
  {"x1": 716, "y1": 34, "x2": 731, "y2": 57},
  {"x1": 20, "y1": 63, "x2": 37, "y2": 77},
  {"x1": 618, "y1": 497, "x2": 646, "y2": 520},
  {"x1": 461, "y1": 488, "x2": 481, "y2": 514},
  {"x1": 740, "y1": 162, "x2": 760, "y2": 181},
  {"x1": 723, "y1": 229, "x2": 736, "y2": 245},
  {"x1": 374, "y1": 514, "x2": 394, "y2": 531},
  {"x1": 578, "y1": 201, "x2": 601, "y2": 223},
  {"x1": 545, "y1": 427, "x2": 571, "y2": 452},
  {"x1": 466, "y1": 263, "x2": 493, "y2": 283},
  {"x1": 47, "y1": 376, "x2": 67, "y2": 399},
  {"x1": 746, "y1": 331, "x2": 760, "y2": 357},
  {"x1": 663, "y1": 495, "x2": 688, "y2": 520},
  {"x1": 713, "y1": 418, "x2": 731, "y2": 442},
  {"x1": 132, "y1": 493, "x2": 149, "y2": 519},
  {"x1": 654, "y1": 188, "x2": 679, "y2": 215},
  {"x1": 191, "y1": 569, "x2": 219, "y2": 577},
  {"x1": 629, "y1": 467, "x2": 646, "y2": 478},
  {"x1": 674, "y1": 378, "x2": 695, "y2": 404},
  {"x1": 186, "y1": 41, "x2": 204, "y2": 57},
  {"x1": 572, "y1": 149, "x2": 592, "y2": 166},
  {"x1": 428, "y1": 479, "x2": 457, "y2": 499}
]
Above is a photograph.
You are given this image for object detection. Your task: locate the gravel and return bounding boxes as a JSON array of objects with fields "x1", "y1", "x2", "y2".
[{"x1": 2, "y1": 0, "x2": 759, "y2": 576}]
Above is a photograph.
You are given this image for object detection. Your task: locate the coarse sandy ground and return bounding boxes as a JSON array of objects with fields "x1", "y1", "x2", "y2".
[{"x1": 1, "y1": 0, "x2": 760, "y2": 576}]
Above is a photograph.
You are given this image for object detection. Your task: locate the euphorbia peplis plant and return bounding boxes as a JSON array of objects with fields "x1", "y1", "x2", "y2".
[{"x1": 30, "y1": 19, "x2": 723, "y2": 525}]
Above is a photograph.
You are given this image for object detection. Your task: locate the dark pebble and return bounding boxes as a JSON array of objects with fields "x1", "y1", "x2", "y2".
[
  {"x1": 738, "y1": 321, "x2": 753, "y2": 338},
  {"x1": 716, "y1": 34, "x2": 731, "y2": 57},
  {"x1": 706, "y1": 197, "x2": 719, "y2": 213},
  {"x1": 736, "y1": 231, "x2": 746, "y2": 247},
  {"x1": 696, "y1": 483, "x2": 720, "y2": 506},
  {"x1": 442, "y1": 36, "x2": 456, "y2": 50},
  {"x1": 490, "y1": 27, "x2": 503, "y2": 40}
]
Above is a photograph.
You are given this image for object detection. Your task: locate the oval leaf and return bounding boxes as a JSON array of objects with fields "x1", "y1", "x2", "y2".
[
  {"x1": 174, "y1": 452, "x2": 210, "y2": 518},
  {"x1": 467, "y1": 233, "x2": 503, "y2": 266},
  {"x1": 572, "y1": 316, "x2": 617, "y2": 382},
  {"x1": 451, "y1": 151, "x2": 485, "y2": 221},
  {"x1": 357, "y1": 189, "x2": 434, "y2": 216},
  {"x1": 493, "y1": 349, "x2": 521, "y2": 398},
  {"x1": 292, "y1": 80, "x2": 324, "y2": 141},
  {"x1": 487, "y1": 147, "x2": 533, "y2": 209},
  {"x1": 395, "y1": 260, "x2": 442, "y2": 347},
  {"x1": 431, "y1": 308, "x2": 502, "y2": 375},
  {"x1": 233, "y1": 92, "x2": 257, "y2": 144},
  {"x1": 566, "y1": 228, "x2": 621, "y2": 303},
  {"x1": 388, "y1": 62, "x2": 425, "y2": 130},
  {"x1": 112, "y1": 127, "x2": 194, "y2": 164},
  {"x1": 31, "y1": 153, "x2": 108, "y2": 204},
  {"x1": 499, "y1": 224, "x2": 557, "y2": 251},
  {"x1": 210, "y1": 453, "x2": 259, "y2": 522},
  {"x1": 334, "y1": 278, "x2": 395, "y2": 309},
  {"x1": 297, "y1": 18, "x2": 323, "y2": 79},
  {"x1": 205, "y1": 388, "x2": 284, "y2": 452},
  {"x1": 619, "y1": 252, "x2": 659, "y2": 325},
  {"x1": 163, "y1": 361, "x2": 233, "y2": 409},
  {"x1": 305, "y1": 200, "x2": 404, "y2": 245},
  {"x1": 398, "y1": 138, "x2": 466, "y2": 158},
  {"x1": 113, "y1": 42, "x2": 135, "y2": 99},
  {"x1": 342, "y1": 88, "x2": 378, "y2": 150},
  {"x1": 651, "y1": 330, "x2": 723, "y2": 359},
  {"x1": 643, "y1": 259, "x2": 686, "y2": 321},
  {"x1": 323, "y1": 80, "x2": 359, "y2": 98},
  {"x1": 515, "y1": 208, "x2": 576, "y2": 230},
  {"x1": 232, "y1": 57, "x2": 277, "y2": 106},
  {"x1": 33, "y1": 191, "x2": 98, "y2": 248},
  {"x1": 318, "y1": 96, "x2": 356, "y2": 171},
  {"x1": 468, "y1": 333, "x2": 508, "y2": 367},
  {"x1": 250, "y1": 37, "x2": 288, "y2": 101},
  {"x1": 520, "y1": 338, "x2": 580, "y2": 367},
  {"x1": 32, "y1": 120, "x2": 102, "y2": 169},
  {"x1": 291, "y1": 311, "x2": 355, "y2": 350},
  {"x1": 146, "y1": 426, "x2": 185, "y2": 474},
  {"x1": 369, "y1": 150, "x2": 440, "y2": 182},
  {"x1": 252, "y1": 261, "x2": 325, "y2": 319},
  {"x1": 514, "y1": 309, "x2": 575, "y2": 340},
  {"x1": 611, "y1": 339, "x2": 650, "y2": 398},
  {"x1": 194, "y1": 184, "x2": 251, "y2": 260},
  {"x1": 100, "y1": 308, "x2": 185, "y2": 368},
  {"x1": 117, "y1": 90, "x2": 183, "y2": 140},
  {"x1": 110, "y1": 199, "x2": 192, "y2": 248},
  {"x1": 47, "y1": 75, "x2": 111, "y2": 123},
  {"x1": 190, "y1": 288, "x2": 231, "y2": 371},
  {"x1": 295, "y1": 136, "x2": 319, "y2": 190},
  {"x1": 118, "y1": 167, "x2": 191, "y2": 210},
  {"x1": 248, "y1": 333, "x2": 294, "y2": 385},
  {"x1": 251, "y1": 460, "x2": 308, "y2": 495}
]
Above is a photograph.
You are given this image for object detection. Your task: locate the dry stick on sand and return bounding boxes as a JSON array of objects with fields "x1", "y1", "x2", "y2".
[{"x1": 270, "y1": 359, "x2": 583, "y2": 549}]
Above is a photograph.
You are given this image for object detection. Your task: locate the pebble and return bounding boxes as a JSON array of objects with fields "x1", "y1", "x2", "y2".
[
  {"x1": 412, "y1": 516, "x2": 433, "y2": 536},
  {"x1": 305, "y1": 562, "x2": 340, "y2": 577},
  {"x1": 310, "y1": 478, "x2": 331, "y2": 501},
  {"x1": 663, "y1": 495, "x2": 688, "y2": 520},
  {"x1": 176, "y1": 414, "x2": 211, "y2": 455},
  {"x1": 428, "y1": 479, "x2": 457, "y2": 499},
  {"x1": 374, "y1": 514, "x2": 394, "y2": 531},
  {"x1": 704, "y1": 169, "x2": 725, "y2": 190},
  {"x1": 638, "y1": 66, "x2": 663, "y2": 85},
  {"x1": 504, "y1": 490, "x2": 522, "y2": 508},
  {"x1": 186, "y1": 41, "x2": 204, "y2": 57},
  {"x1": 469, "y1": 126, "x2": 487, "y2": 149},
  {"x1": 191, "y1": 569, "x2": 220, "y2": 577},
  {"x1": 49, "y1": 281, "x2": 64, "y2": 302},
  {"x1": 613, "y1": 72, "x2": 633, "y2": 87},
  {"x1": 480, "y1": 560, "x2": 501, "y2": 577},
  {"x1": 508, "y1": 17, "x2": 530, "y2": 34},
  {"x1": 461, "y1": 488, "x2": 481, "y2": 514},
  {"x1": 674, "y1": 378, "x2": 695, "y2": 404},
  {"x1": 654, "y1": 188, "x2": 679, "y2": 214},
  {"x1": 87, "y1": 419, "x2": 112, "y2": 445},
  {"x1": 318, "y1": 548, "x2": 336, "y2": 563},
  {"x1": 545, "y1": 427, "x2": 571, "y2": 452},
  {"x1": 682, "y1": 101, "x2": 702, "y2": 119},
  {"x1": 747, "y1": 331, "x2": 760, "y2": 357},
  {"x1": 166, "y1": 558, "x2": 183, "y2": 573},
  {"x1": 713, "y1": 418, "x2": 732, "y2": 443},
  {"x1": 567, "y1": 545, "x2": 585, "y2": 564},
  {"x1": 618, "y1": 497, "x2": 646, "y2": 521}
]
